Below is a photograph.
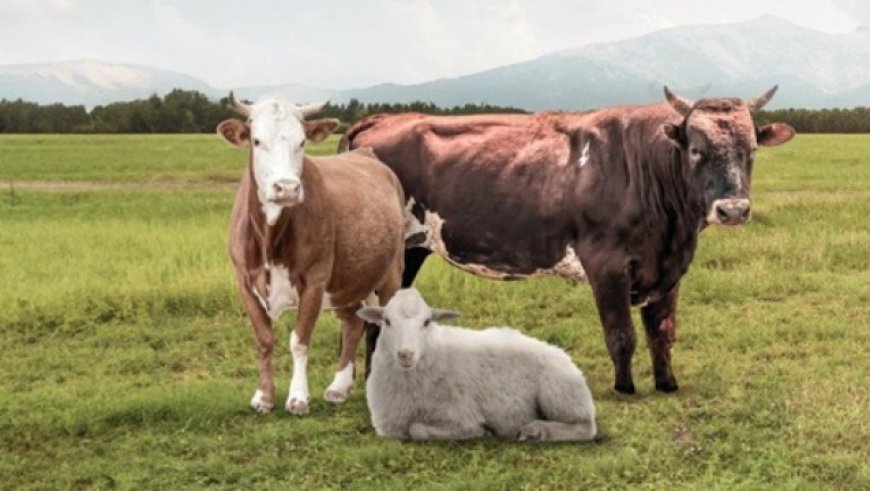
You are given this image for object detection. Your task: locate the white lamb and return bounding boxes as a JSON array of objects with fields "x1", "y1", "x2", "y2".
[{"x1": 356, "y1": 288, "x2": 597, "y2": 442}]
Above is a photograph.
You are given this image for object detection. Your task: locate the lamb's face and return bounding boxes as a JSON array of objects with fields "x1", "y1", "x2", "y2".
[{"x1": 356, "y1": 288, "x2": 459, "y2": 370}]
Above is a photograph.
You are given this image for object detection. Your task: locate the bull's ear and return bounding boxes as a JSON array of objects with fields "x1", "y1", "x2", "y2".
[
  {"x1": 431, "y1": 309, "x2": 460, "y2": 322},
  {"x1": 356, "y1": 307, "x2": 384, "y2": 324},
  {"x1": 757, "y1": 123, "x2": 795, "y2": 147},
  {"x1": 663, "y1": 123, "x2": 684, "y2": 146},
  {"x1": 216, "y1": 119, "x2": 250, "y2": 147},
  {"x1": 304, "y1": 118, "x2": 340, "y2": 143}
]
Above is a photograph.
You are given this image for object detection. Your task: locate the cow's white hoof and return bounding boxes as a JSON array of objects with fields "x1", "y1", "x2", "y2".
[
  {"x1": 286, "y1": 397, "x2": 309, "y2": 416},
  {"x1": 250, "y1": 390, "x2": 274, "y2": 414},
  {"x1": 324, "y1": 387, "x2": 349, "y2": 404}
]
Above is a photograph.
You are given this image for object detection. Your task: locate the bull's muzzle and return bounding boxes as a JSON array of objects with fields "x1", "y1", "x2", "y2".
[{"x1": 709, "y1": 198, "x2": 751, "y2": 226}]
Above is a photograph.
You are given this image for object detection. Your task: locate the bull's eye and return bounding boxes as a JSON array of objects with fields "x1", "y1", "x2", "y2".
[{"x1": 689, "y1": 147, "x2": 703, "y2": 158}]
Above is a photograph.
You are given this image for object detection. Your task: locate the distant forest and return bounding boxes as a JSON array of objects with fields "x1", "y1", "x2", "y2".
[{"x1": 1, "y1": 89, "x2": 868, "y2": 133}]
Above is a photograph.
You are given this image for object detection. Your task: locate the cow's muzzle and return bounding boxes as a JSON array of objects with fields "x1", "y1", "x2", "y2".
[
  {"x1": 708, "y1": 198, "x2": 751, "y2": 226},
  {"x1": 272, "y1": 179, "x2": 303, "y2": 206}
]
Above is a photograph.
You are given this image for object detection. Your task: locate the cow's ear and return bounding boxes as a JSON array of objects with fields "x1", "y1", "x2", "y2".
[
  {"x1": 217, "y1": 119, "x2": 250, "y2": 147},
  {"x1": 757, "y1": 123, "x2": 795, "y2": 147},
  {"x1": 663, "y1": 123, "x2": 684, "y2": 146},
  {"x1": 304, "y1": 118, "x2": 340, "y2": 143},
  {"x1": 356, "y1": 307, "x2": 384, "y2": 324}
]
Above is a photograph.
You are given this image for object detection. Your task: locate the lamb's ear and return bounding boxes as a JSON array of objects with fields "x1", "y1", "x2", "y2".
[
  {"x1": 356, "y1": 307, "x2": 384, "y2": 324},
  {"x1": 431, "y1": 309, "x2": 460, "y2": 322}
]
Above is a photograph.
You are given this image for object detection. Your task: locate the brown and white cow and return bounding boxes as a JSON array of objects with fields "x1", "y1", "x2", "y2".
[
  {"x1": 218, "y1": 93, "x2": 404, "y2": 414},
  {"x1": 340, "y1": 86, "x2": 795, "y2": 394}
]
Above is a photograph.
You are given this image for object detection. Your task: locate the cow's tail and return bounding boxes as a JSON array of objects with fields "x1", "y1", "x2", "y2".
[{"x1": 337, "y1": 114, "x2": 386, "y2": 153}]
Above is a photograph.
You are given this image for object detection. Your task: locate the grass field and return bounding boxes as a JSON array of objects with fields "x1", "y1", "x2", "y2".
[{"x1": 0, "y1": 133, "x2": 868, "y2": 489}]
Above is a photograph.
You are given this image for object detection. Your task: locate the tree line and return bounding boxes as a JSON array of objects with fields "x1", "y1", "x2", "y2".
[
  {"x1": 0, "y1": 89, "x2": 526, "y2": 134},
  {"x1": 1, "y1": 89, "x2": 868, "y2": 133}
]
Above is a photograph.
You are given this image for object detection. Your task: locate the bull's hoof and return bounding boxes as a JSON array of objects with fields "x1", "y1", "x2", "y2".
[
  {"x1": 655, "y1": 379, "x2": 679, "y2": 393},
  {"x1": 286, "y1": 397, "x2": 310, "y2": 416},
  {"x1": 615, "y1": 381, "x2": 636, "y2": 394}
]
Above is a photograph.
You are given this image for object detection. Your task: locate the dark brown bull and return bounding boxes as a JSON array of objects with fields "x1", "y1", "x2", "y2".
[{"x1": 341, "y1": 87, "x2": 795, "y2": 393}]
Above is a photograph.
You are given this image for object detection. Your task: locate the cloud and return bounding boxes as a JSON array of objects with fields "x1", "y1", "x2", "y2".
[
  {"x1": 0, "y1": 0, "x2": 72, "y2": 17},
  {"x1": 833, "y1": 0, "x2": 870, "y2": 24}
]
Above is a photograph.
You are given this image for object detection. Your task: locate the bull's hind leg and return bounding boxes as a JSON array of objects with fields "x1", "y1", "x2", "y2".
[
  {"x1": 286, "y1": 285, "x2": 325, "y2": 416},
  {"x1": 324, "y1": 303, "x2": 365, "y2": 403},
  {"x1": 641, "y1": 284, "x2": 680, "y2": 392},
  {"x1": 236, "y1": 276, "x2": 277, "y2": 414}
]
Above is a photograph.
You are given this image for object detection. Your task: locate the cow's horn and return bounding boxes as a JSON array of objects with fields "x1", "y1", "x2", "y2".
[
  {"x1": 746, "y1": 85, "x2": 778, "y2": 113},
  {"x1": 663, "y1": 86, "x2": 693, "y2": 116},
  {"x1": 227, "y1": 91, "x2": 252, "y2": 118},
  {"x1": 299, "y1": 100, "x2": 329, "y2": 118}
]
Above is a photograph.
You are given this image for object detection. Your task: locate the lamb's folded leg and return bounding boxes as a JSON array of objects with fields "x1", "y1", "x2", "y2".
[
  {"x1": 408, "y1": 421, "x2": 485, "y2": 441},
  {"x1": 517, "y1": 420, "x2": 597, "y2": 442}
]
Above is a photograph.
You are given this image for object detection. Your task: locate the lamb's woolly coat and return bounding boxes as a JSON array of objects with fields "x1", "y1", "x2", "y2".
[{"x1": 364, "y1": 291, "x2": 597, "y2": 442}]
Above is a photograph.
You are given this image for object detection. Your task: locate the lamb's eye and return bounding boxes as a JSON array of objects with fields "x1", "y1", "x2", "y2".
[
  {"x1": 383, "y1": 319, "x2": 390, "y2": 327},
  {"x1": 299, "y1": 140, "x2": 306, "y2": 149},
  {"x1": 423, "y1": 319, "x2": 431, "y2": 328},
  {"x1": 253, "y1": 139, "x2": 261, "y2": 147}
]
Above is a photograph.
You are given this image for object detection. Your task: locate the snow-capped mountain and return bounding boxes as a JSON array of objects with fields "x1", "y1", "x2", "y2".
[
  {"x1": 0, "y1": 59, "x2": 218, "y2": 107},
  {"x1": 2, "y1": 16, "x2": 869, "y2": 110},
  {"x1": 334, "y1": 15, "x2": 870, "y2": 109}
]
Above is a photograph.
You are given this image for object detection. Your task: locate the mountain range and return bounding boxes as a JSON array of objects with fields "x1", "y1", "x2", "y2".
[{"x1": 2, "y1": 16, "x2": 869, "y2": 110}]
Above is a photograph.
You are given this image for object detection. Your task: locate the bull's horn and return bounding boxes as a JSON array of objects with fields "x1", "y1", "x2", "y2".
[
  {"x1": 663, "y1": 86, "x2": 693, "y2": 116},
  {"x1": 227, "y1": 91, "x2": 252, "y2": 118},
  {"x1": 299, "y1": 100, "x2": 329, "y2": 118},
  {"x1": 746, "y1": 85, "x2": 778, "y2": 113}
]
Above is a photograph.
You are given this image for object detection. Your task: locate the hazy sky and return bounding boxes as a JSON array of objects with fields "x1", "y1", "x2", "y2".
[{"x1": 1, "y1": 0, "x2": 868, "y2": 89}]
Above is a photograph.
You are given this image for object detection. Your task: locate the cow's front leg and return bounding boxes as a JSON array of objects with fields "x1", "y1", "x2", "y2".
[
  {"x1": 589, "y1": 268, "x2": 637, "y2": 394},
  {"x1": 641, "y1": 284, "x2": 679, "y2": 392},
  {"x1": 286, "y1": 285, "x2": 325, "y2": 416},
  {"x1": 236, "y1": 275, "x2": 277, "y2": 413}
]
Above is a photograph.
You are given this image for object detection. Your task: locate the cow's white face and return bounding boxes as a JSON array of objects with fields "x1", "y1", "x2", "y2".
[
  {"x1": 216, "y1": 95, "x2": 339, "y2": 226},
  {"x1": 249, "y1": 100, "x2": 308, "y2": 225},
  {"x1": 356, "y1": 289, "x2": 459, "y2": 370}
]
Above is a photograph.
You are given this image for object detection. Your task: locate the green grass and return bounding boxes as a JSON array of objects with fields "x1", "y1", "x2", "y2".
[{"x1": 0, "y1": 134, "x2": 868, "y2": 489}]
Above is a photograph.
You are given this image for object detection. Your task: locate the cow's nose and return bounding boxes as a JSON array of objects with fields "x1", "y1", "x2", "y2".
[
  {"x1": 397, "y1": 350, "x2": 415, "y2": 366},
  {"x1": 273, "y1": 179, "x2": 301, "y2": 201},
  {"x1": 714, "y1": 199, "x2": 751, "y2": 225}
]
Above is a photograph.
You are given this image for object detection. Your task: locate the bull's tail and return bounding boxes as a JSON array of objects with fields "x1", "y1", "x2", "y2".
[{"x1": 337, "y1": 114, "x2": 387, "y2": 153}]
